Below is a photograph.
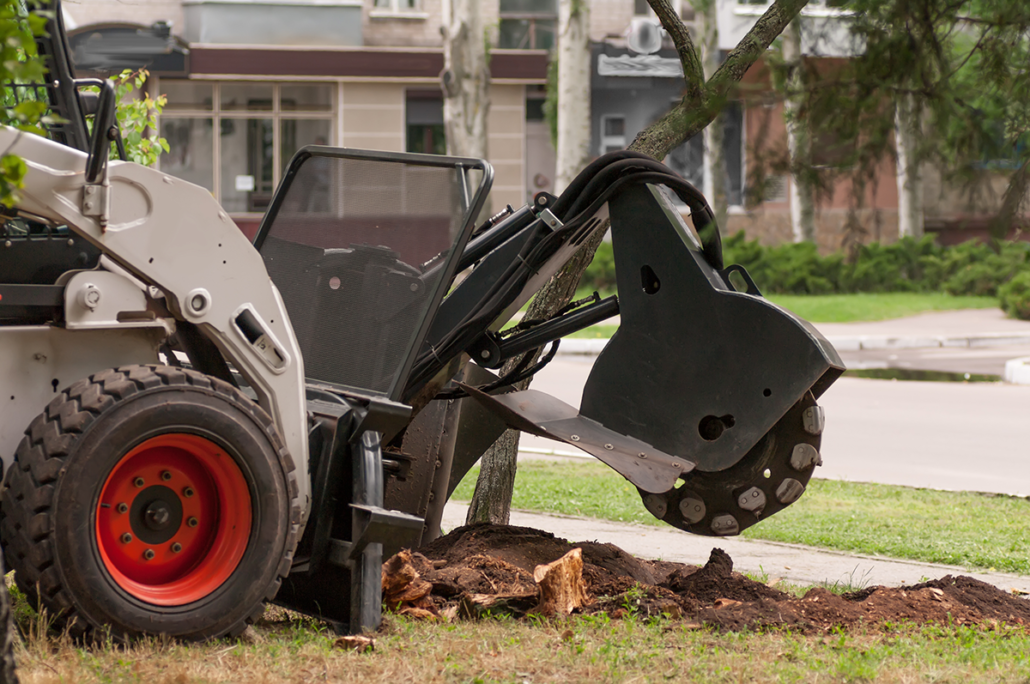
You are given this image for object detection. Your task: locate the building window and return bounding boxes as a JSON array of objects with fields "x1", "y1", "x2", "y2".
[
  {"x1": 665, "y1": 103, "x2": 745, "y2": 207},
  {"x1": 158, "y1": 81, "x2": 334, "y2": 215},
  {"x1": 600, "y1": 115, "x2": 626, "y2": 155},
  {"x1": 406, "y1": 90, "x2": 445, "y2": 155},
  {"x1": 498, "y1": 0, "x2": 557, "y2": 50},
  {"x1": 374, "y1": 0, "x2": 419, "y2": 11}
]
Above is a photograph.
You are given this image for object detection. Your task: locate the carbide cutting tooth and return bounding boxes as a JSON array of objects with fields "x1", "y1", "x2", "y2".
[
  {"x1": 679, "y1": 495, "x2": 706, "y2": 524},
  {"x1": 737, "y1": 487, "x2": 766, "y2": 514},
  {"x1": 711, "y1": 514, "x2": 739, "y2": 536},
  {"x1": 790, "y1": 443, "x2": 821, "y2": 471},
  {"x1": 643, "y1": 493, "x2": 667, "y2": 519},
  {"x1": 802, "y1": 406, "x2": 825, "y2": 435},
  {"x1": 776, "y1": 478, "x2": 805, "y2": 505}
]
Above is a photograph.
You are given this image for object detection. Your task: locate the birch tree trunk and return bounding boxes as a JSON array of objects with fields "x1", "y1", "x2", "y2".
[
  {"x1": 466, "y1": 0, "x2": 591, "y2": 526},
  {"x1": 895, "y1": 93, "x2": 923, "y2": 238},
  {"x1": 700, "y1": 0, "x2": 728, "y2": 230},
  {"x1": 441, "y1": 0, "x2": 490, "y2": 161},
  {"x1": 464, "y1": 0, "x2": 811, "y2": 525},
  {"x1": 783, "y1": 18, "x2": 815, "y2": 243},
  {"x1": 554, "y1": 0, "x2": 591, "y2": 195}
]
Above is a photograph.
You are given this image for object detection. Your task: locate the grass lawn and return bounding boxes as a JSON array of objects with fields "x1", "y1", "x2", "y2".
[
  {"x1": 12, "y1": 608, "x2": 1030, "y2": 683},
  {"x1": 564, "y1": 292, "x2": 999, "y2": 338},
  {"x1": 453, "y1": 461, "x2": 1030, "y2": 575},
  {"x1": 768, "y1": 292, "x2": 1000, "y2": 323}
]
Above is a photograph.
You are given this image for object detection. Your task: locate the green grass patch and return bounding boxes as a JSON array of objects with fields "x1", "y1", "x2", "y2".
[
  {"x1": 12, "y1": 603, "x2": 1030, "y2": 682},
  {"x1": 767, "y1": 292, "x2": 999, "y2": 323},
  {"x1": 563, "y1": 292, "x2": 999, "y2": 338},
  {"x1": 453, "y1": 461, "x2": 1030, "y2": 575}
]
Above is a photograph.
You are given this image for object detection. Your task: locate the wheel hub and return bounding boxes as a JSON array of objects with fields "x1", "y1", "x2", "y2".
[{"x1": 130, "y1": 485, "x2": 182, "y2": 544}]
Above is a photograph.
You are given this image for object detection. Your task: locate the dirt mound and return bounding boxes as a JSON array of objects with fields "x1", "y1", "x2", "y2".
[{"x1": 400, "y1": 523, "x2": 1030, "y2": 633}]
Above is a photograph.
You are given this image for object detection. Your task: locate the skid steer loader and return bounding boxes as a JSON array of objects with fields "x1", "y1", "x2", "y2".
[{"x1": 0, "y1": 2, "x2": 843, "y2": 640}]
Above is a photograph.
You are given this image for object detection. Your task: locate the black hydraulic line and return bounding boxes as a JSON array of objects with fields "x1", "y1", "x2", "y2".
[
  {"x1": 455, "y1": 204, "x2": 536, "y2": 272},
  {"x1": 408, "y1": 162, "x2": 723, "y2": 396},
  {"x1": 550, "y1": 150, "x2": 657, "y2": 218},
  {"x1": 492, "y1": 295, "x2": 619, "y2": 364}
]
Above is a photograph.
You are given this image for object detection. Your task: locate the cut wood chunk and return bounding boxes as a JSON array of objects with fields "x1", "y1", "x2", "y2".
[
  {"x1": 533, "y1": 547, "x2": 590, "y2": 616},
  {"x1": 333, "y1": 635, "x2": 374, "y2": 652},
  {"x1": 382, "y1": 549, "x2": 438, "y2": 616}
]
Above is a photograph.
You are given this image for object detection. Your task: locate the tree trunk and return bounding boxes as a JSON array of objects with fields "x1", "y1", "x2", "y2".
[
  {"x1": 555, "y1": 0, "x2": 592, "y2": 195},
  {"x1": 441, "y1": 0, "x2": 490, "y2": 161},
  {"x1": 466, "y1": 0, "x2": 591, "y2": 525},
  {"x1": 464, "y1": 0, "x2": 810, "y2": 525},
  {"x1": 701, "y1": 0, "x2": 728, "y2": 230},
  {"x1": 783, "y1": 19, "x2": 815, "y2": 243},
  {"x1": 895, "y1": 93, "x2": 923, "y2": 238}
]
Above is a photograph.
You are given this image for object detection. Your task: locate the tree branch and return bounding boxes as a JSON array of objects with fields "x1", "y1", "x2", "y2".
[
  {"x1": 648, "y1": 0, "x2": 703, "y2": 102},
  {"x1": 630, "y1": 0, "x2": 810, "y2": 160},
  {"x1": 708, "y1": 0, "x2": 809, "y2": 98}
]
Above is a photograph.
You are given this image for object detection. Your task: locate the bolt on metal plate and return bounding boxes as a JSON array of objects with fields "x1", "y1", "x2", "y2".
[
  {"x1": 679, "y1": 496, "x2": 706, "y2": 524},
  {"x1": 776, "y1": 478, "x2": 806, "y2": 505},
  {"x1": 737, "y1": 486, "x2": 766, "y2": 514},
  {"x1": 643, "y1": 493, "x2": 667, "y2": 519},
  {"x1": 711, "y1": 514, "x2": 740, "y2": 536},
  {"x1": 802, "y1": 406, "x2": 825, "y2": 435},
  {"x1": 789, "y1": 443, "x2": 821, "y2": 471}
]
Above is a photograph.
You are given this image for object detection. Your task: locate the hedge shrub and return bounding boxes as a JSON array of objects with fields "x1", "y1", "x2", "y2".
[
  {"x1": 583, "y1": 232, "x2": 1030, "y2": 301},
  {"x1": 999, "y1": 271, "x2": 1030, "y2": 320}
]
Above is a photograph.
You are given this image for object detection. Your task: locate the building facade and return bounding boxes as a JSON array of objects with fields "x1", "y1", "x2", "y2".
[{"x1": 67, "y1": 0, "x2": 1004, "y2": 249}]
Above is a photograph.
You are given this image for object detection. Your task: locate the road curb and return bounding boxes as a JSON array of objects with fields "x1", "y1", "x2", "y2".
[{"x1": 1004, "y1": 356, "x2": 1030, "y2": 385}]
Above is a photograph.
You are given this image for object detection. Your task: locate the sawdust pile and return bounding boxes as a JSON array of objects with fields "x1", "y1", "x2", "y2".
[{"x1": 380, "y1": 523, "x2": 1030, "y2": 632}]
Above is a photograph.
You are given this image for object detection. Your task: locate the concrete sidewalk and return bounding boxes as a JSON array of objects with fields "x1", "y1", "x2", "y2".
[
  {"x1": 556, "y1": 309, "x2": 1030, "y2": 382},
  {"x1": 442, "y1": 502, "x2": 1030, "y2": 595}
]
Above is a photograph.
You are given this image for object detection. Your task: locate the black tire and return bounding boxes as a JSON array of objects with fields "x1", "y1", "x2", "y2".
[
  {"x1": 0, "y1": 365, "x2": 300, "y2": 641},
  {"x1": 0, "y1": 550, "x2": 18, "y2": 684}
]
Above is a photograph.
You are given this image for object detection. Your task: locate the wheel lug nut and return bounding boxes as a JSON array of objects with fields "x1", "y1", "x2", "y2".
[
  {"x1": 116, "y1": 502, "x2": 128, "y2": 514},
  {"x1": 183, "y1": 487, "x2": 194, "y2": 498},
  {"x1": 161, "y1": 471, "x2": 172, "y2": 481},
  {"x1": 187, "y1": 517, "x2": 198, "y2": 528},
  {"x1": 143, "y1": 549, "x2": 155, "y2": 561},
  {"x1": 171, "y1": 542, "x2": 182, "y2": 553},
  {"x1": 120, "y1": 533, "x2": 132, "y2": 544},
  {"x1": 133, "y1": 477, "x2": 145, "y2": 488}
]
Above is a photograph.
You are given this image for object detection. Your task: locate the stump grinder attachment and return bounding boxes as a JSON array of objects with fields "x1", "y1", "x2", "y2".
[{"x1": 0, "y1": 0, "x2": 842, "y2": 641}]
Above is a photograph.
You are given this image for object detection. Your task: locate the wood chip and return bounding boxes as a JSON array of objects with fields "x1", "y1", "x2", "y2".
[
  {"x1": 399, "y1": 606, "x2": 439, "y2": 620},
  {"x1": 333, "y1": 635, "x2": 374, "y2": 652},
  {"x1": 713, "y1": 598, "x2": 741, "y2": 609}
]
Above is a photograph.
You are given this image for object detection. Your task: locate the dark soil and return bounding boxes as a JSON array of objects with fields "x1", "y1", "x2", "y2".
[{"x1": 402, "y1": 523, "x2": 1030, "y2": 632}]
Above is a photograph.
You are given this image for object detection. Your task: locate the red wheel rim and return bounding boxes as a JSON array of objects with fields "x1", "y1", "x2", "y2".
[{"x1": 95, "y1": 434, "x2": 252, "y2": 606}]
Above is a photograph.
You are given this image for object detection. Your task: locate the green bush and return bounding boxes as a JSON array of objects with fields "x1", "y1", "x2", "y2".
[
  {"x1": 999, "y1": 271, "x2": 1030, "y2": 320},
  {"x1": 581, "y1": 231, "x2": 1030, "y2": 300},
  {"x1": 582, "y1": 240, "x2": 616, "y2": 292}
]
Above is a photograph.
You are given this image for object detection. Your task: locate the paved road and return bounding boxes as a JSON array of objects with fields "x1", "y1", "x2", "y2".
[{"x1": 523, "y1": 355, "x2": 1030, "y2": 496}]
